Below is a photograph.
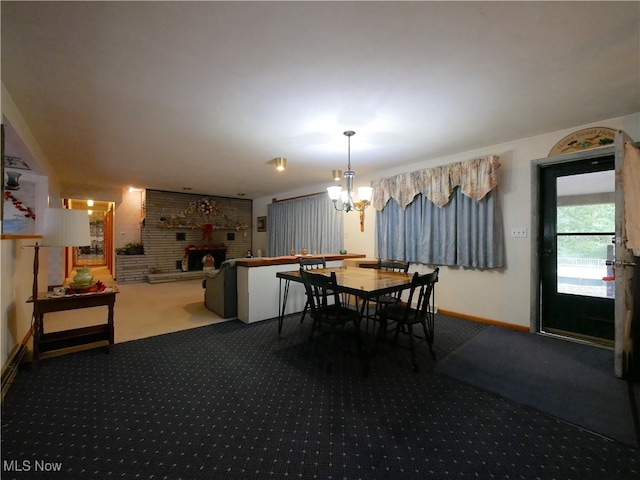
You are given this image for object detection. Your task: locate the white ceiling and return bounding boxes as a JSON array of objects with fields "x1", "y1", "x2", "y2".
[{"x1": 2, "y1": 1, "x2": 639, "y2": 200}]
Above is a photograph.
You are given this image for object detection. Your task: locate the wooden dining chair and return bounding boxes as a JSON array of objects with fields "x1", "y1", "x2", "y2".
[
  {"x1": 375, "y1": 259, "x2": 410, "y2": 305},
  {"x1": 376, "y1": 267, "x2": 439, "y2": 372},
  {"x1": 298, "y1": 257, "x2": 327, "y2": 324},
  {"x1": 369, "y1": 259, "x2": 410, "y2": 335},
  {"x1": 300, "y1": 268, "x2": 366, "y2": 374}
]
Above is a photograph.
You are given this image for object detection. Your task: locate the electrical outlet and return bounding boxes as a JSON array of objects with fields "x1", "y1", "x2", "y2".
[
  {"x1": 511, "y1": 228, "x2": 527, "y2": 238},
  {"x1": 120, "y1": 232, "x2": 126, "y2": 237}
]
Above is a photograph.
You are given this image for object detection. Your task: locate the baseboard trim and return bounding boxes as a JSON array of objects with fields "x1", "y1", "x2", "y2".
[
  {"x1": 438, "y1": 309, "x2": 529, "y2": 332},
  {"x1": 1, "y1": 343, "x2": 28, "y2": 403}
]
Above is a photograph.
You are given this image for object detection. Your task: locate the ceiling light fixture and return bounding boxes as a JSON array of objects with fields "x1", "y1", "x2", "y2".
[
  {"x1": 327, "y1": 131, "x2": 372, "y2": 212},
  {"x1": 332, "y1": 170, "x2": 342, "y2": 181},
  {"x1": 87, "y1": 199, "x2": 94, "y2": 207},
  {"x1": 275, "y1": 157, "x2": 287, "y2": 171}
]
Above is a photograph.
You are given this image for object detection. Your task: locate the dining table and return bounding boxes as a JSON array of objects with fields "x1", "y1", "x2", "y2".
[{"x1": 276, "y1": 266, "x2": 414, "y2": 335}]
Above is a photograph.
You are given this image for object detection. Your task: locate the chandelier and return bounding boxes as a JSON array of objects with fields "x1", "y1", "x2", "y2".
[{"x1": 327, "y1": 131, "x2": 373, "y2": 212}]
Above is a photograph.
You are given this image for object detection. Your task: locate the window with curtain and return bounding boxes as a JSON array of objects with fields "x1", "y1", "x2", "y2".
[
  {"x1": 373, "y1": 156, "x2": 505, "y2": 269},
  {"x1": 267, "y1": 194, "x2": 343, "y2": 256}
]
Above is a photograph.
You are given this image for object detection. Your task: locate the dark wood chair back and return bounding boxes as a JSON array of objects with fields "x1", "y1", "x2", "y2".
[
  {"x1": 300, "y1": 268, "x2": 342, "y2": 314},
  {"x1": 375, "y1": 259, "x2": 410, "y2": 305},
  {"x1": 299, "y1": 257, "x2": 327, "y2": 270},
  {"x1": 402, "y1": 268, "x2": 439, "y2": 324},
  {"x1": 377, "y1": 259, "x2": 410, "y2": 273}
]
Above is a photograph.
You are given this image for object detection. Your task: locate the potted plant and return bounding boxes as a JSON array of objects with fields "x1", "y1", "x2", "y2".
[{"x1": 116, "y1": 242, "x2": 144, "y2": 255}]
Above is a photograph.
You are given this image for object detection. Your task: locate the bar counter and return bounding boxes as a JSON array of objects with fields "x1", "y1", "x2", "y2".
[
  {"x1": 235, "y1": 253, "x2": 365, "y2": 268},
  {"x1": 236, "y1": 253, "x2": 365, "y2": 323}
]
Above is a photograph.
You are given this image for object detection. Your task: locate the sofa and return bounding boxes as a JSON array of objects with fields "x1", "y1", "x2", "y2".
[{"x1": 203, "y1": 259, "x2": 237, "y2": 318}]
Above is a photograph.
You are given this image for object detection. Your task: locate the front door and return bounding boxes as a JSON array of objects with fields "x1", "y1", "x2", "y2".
[{"x1": 540, "y1": 156, "x2": 615, "y2": 344}]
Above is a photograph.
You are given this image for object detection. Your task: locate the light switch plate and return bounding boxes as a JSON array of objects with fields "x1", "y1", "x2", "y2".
[{"x1": 511, "y1": 228, "x2": 527, "y2": 238}]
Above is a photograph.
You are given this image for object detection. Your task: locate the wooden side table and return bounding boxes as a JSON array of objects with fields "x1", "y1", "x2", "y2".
[{"x1": 29, "y1": 288, "x2": 119, "y2": 369}]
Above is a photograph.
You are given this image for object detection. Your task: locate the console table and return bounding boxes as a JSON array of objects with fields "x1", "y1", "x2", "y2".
[{"x1": 29, "y1": 288, "x2": 119, "y2": 369}]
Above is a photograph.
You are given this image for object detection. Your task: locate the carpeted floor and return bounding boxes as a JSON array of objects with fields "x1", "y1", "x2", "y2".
[
  {"x1": 434, "y1": 326, "x2": 640, "y2": 448},
  {"x1": 2, "y1": 314, "x2": 640, "y2": 479}
]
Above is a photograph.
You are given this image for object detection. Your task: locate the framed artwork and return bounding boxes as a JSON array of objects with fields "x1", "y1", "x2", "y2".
[
  {"x1": 548, "y1": 127, "x2": 616, "y2": 156},
  {"x1": 1, "y1": 124, "x2": 4, "y2": 233},
  {"x1": 3, "y1": 175, "x2": 37, "y2": 235},
  {"x1": 3, "y1": 155, "x2": 31, "y2": 170},
  {"x1": 1, "y1": 125, "x2": 39, "y2": 236},
  {"x1": 257, "y1": 216, "x2": 266, "y2": 232}
]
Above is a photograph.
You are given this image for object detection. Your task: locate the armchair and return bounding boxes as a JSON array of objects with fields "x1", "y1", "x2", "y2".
[{"x1": 203, "y1": 259, "x2": 238, "y2": 318}]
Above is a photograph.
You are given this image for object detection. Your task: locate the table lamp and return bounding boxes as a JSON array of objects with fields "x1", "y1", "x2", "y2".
[
  {"x1": 27, "y1": 208, "x2": 91, "y2": 313},
  {"x1": 42, "y1": 208, "x2": 92, "y2": 287}
]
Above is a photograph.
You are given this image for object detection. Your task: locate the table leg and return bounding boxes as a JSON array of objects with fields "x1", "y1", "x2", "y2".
[
  {"x1": 278, "y1": 278, "x2": 291, "y2": 335},
  {"x1": 107, "y1": 300, "x2": 115, "y2": 353},
  {"x1": 31, "y1": 312, "x2": 43, "y2": 370}
]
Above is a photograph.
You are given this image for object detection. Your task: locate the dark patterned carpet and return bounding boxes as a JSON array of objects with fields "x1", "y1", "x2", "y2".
[
  {"x1": 2, "y1": 314, "x2": 639, "y2": 479},
  {"x1": 435, "y1": 326, "x2": 640, "y2": 448}
]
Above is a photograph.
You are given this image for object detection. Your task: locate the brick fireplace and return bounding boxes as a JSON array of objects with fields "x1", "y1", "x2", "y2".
[{"x1": 141, "y1": 189, "x2": 251, "y2": 276}]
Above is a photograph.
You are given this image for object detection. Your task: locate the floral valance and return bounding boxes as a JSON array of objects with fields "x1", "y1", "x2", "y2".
[{"x1": 371, "y1": 155, "x2": 500, "y2": 210}]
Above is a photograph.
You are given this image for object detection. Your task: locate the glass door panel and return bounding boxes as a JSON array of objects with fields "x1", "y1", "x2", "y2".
[{"x1": 540, "y1": 158, "x2": 615, "y2": 344}]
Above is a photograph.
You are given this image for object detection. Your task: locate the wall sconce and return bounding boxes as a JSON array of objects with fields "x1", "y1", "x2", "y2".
[
  {"x1": 275, "y1": 157, "x2": 287, "y2": 171},
  {"x1": 332, "y1": 170, "x2": 342, "y2": 181}
]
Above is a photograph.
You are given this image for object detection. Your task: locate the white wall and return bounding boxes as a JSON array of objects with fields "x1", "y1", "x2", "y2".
[
  {"x1": 0, "y1": 170, "x2": 51, "y2": 366},
  {"x1": 1, "y1": 239, "x2": 50, "y2": 369},
  {"x1": 253, "y1": 113, "x2": 640, "y2": 329},
  {"x1": 1, "y1": 86, "x2": 58, "y2": 368},
  {"x1": 114, "y1": 188, "x2": 143, "y2": 249}
]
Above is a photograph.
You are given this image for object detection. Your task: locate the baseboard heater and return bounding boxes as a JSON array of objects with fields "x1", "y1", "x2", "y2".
[{"x1": 1, "y1": 344, "x2": 28, "y2": 403}]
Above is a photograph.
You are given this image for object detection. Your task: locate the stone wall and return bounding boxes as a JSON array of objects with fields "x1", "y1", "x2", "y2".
[
  {"x1": 139, "y1": 189, "x2": 251, "y2": 278},
  {"x1": 115, "y1": 255, "x2": 149, "y2": 284}
]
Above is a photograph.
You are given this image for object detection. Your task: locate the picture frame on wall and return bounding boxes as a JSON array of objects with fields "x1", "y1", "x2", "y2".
[
  {"x1": 257, "y1": 216, "x2": 266, "y2": 232},
  {"x1": 1, "y1": 124, "x2": 4, "y2": 233},
  {"x1": 2, "y1": 124, "x2": 38, "y2": 236},
  {"x1": 2, "y1": 175, "x2": 37, "y2": 235}
]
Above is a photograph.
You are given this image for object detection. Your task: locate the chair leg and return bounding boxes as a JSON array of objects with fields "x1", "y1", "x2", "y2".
[
  {"x1": 393, "y1": 322, "x2": 401, "y2": 345},
  {"x1": 374, "y1": 316, "x2": 387, "y2": 347},
  {"x1": 327, "y1": 325, "x2": 339, "y2": 372},
  {"x1": 354, "y1": 319, "x2": 369, "y2": 376},
  {"x1": 304, "y1": 318, "x2": 318, "y2": 358},
  {"x1": 300, "y1": 301, "x2": 309, "y2": 324},
  {"x1": 408, "y1": 324, "x2": 419, "y2": 372},
  {"x1": 421, "y1": 319, "x2": 436, "y2": 360}
]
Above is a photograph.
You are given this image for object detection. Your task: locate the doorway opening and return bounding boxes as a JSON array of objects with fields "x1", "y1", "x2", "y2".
[
  {"x1": 538, "y1": 156, "x2": 615, "y2": 347},
  {"x1": 66, "y1": 199, "x2": 115, "y2": 279}
]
